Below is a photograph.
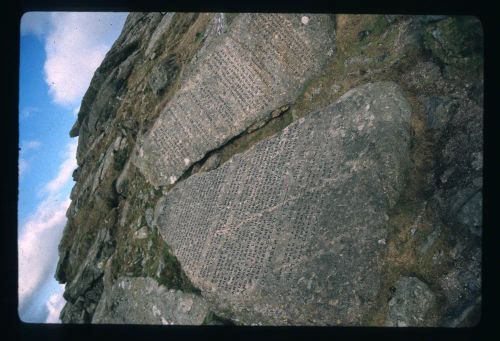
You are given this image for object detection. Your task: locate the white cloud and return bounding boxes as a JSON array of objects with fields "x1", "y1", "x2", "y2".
[
  {"x1": 18, "y1": 140, "x2": 77, "y2": 315},
  {"x1": 45, "y1": 285, "x2": 66, "y2": 323},
  {"x1": 21, "y1": 140, "x2": 42, "y2": 151},
  {"x1": 21, "y1": 12, "x2": 52, "y2": 38},
  {"x1": 73, "y1": 105, "x2": 80, "y2": 117},
  {"x1": 43, "y1": 141, "x2": 78, "y2": 195},
  {"x1": 42, "y1": 12, "x2": 128, "y2": 106},
  {"x1": 18, "y1": 195, "x2": 70, "y2": 313},
  {"x1": 19, "y1": 141, "x2": 42, "y2": 178},
  {"x1": 20, "y1": 106, "x2": 40, "y2": 119},
  {"x1": 19, "y1": 158, "x2": 29, "y2": 177}
]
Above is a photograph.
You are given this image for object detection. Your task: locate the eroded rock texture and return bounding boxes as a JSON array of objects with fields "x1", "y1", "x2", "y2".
[
  {"x1": 92, "y1": 276, "x2": 209, "y2": 325},
  {"x1": 153, "y1": 82, "x2": 411, "y2": 325},
  {"x1": 133, "y1": 13, "x2": 335, "y2": 186},
  {"x1": 56, "y1": 13, "x2": 482, "y2": 326},
  {"x1": 386, "y1": 277, "x2": 436, "y2": 327}
]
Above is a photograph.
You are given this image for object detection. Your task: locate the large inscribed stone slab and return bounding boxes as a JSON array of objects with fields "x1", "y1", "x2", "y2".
[
  {"x1": 153, "y1": 82, "x2": 412, "y2": 325},
  {"x1": 134, "y1": 13, "x2": 335, "y2": 186}
]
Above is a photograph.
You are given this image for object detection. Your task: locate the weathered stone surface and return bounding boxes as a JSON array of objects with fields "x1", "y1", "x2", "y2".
[
  {"x1": 145, "y1": 13, "x2": 174, "y2": 59},
  {"x1": 386, "y1": 277, "x2": 436, "y2": 327},
  {"x1": 153, "y1": 82, "x2": 411, "y2": 325},
  {"x1": 422, "y1": 17, "x2": 483, "y2": 77},
  {"x1": 422, "y1": 96, "x2": 459, "y2": 130},
  {"x1": 439, "y1": 246, "x2": 481, "y2": 320},
  {"x1": 198, "y1": 153, "x2": 221, "y2": 173},
  {"x1": 147, "y1": 54, "x2": 179, "y2": 95},
  {"x1": 62, "y1": 226, "x2": 115, "y2": 302},
  {"x1": 134, "y1": 13, "x2": 335, "y2": 186},
  {"x1": 133, "y1": 226, "x2": 149, "y2": 240},
  {"x1": 92, "y1": 276, "x2": 209, "y2": 325},
  {"x1": 60, "y1": 299, "x2": 87, "y2": 323},
  {"x1": 57, "y1": 14, "x2": 483, "y2": 326}
]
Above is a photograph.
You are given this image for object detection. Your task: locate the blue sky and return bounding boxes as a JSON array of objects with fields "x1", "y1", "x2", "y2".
[{"x1": 18, "y1": 12, "x2": 128, "y2": 323}]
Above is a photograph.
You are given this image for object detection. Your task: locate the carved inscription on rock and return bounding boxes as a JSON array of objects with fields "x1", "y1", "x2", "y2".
[
  {"x1": 153, "y1": 83, "x2": 412, "y2": 325},
  {"x1": 135, "y1": 13, "x2": 335, "y2": 186}
]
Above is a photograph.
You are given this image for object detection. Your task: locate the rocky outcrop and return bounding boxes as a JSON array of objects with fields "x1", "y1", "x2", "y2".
[
  {"x1": 92, "y1": 276, "x2": 209, "y2": 325},
  {"x1": 153, "y1": 82, "x2": 411, "y2": 325},
  {"x1": 56, "y1": 13, "x2": 482, "y2": 326}
]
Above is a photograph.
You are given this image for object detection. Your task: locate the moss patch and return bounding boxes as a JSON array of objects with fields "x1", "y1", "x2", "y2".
[
  {"x1": 194, "y1": 30, "x2": 205, "y2": 43},
  {"x1": 422, "y1": 16, "x2": 483, "y2": 79}
]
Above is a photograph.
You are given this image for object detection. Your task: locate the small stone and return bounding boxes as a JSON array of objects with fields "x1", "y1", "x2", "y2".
[
  {"x1": 113, "y1": 135, "x2": 123, "y2": 152},
  {"x1": 156, "y1": 259, "x2": 165, "y2": 278},
  {"x1": 134, "y1": 226, "x2": 149, "y2": 240},
  {"x1": 145, "y1": 208, "x2": 154, "y2": 228},
  {"x1": 301, "y1": 16, "x2": 310, "y2": 25},
  {"x1": 358, "y1": 30, "x2": 371, "y2": 40},
  {"x1": 199, "y1": 153, "x2": 222, "y2": 173},
  {"x1": 328, "y1": 299, "x2": 339, "y2": 306},
  {"x1": 271, "y1": 104, "x2": 290, "y2": 118}
]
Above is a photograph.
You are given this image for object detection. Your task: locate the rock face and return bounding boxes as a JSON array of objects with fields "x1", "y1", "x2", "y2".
[
  {"x1": 153, "y1": 82, "x2": 411, "y2": 325},
  {"x1": 56, "y1": 13, "x2": 482, "y2": 326},
  {"x1": 92, "y1": 277, "x2": 209, "y2": 325},
  {"x1": 133, "y1": 13, "x2": 335, "y2": 186},
  {"x1": 386, "y1": 277, "x2": 436, "y2": 327}
]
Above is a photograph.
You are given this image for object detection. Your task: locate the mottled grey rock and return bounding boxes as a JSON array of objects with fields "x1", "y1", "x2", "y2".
[
  {"x1": 71, "y1": 13, "x2": 159, "y2": 160},
  {"x1": 153, "y1": 82, "x2": 411, "y2": 325},
  {"x1": 444, "y1": 296, "x2": 481, "y2": 327},
  {"x1": 439, "y1": 247, "x2": 481, "y2": 310},
  {"x1": 147, "y1": 54, "x2": 179, "y2": 95},
  {"x1": 92, "y1": 277, "x2": 209, "y2": 325},
  {"x1": 199, "y1": 153, "x2": 221, "y2": 173},
  {"x1": 418, "y1": 225, "x2": 441, "y2": 255},
  {"x1": 431, "y1": 92, "x2": 482, "y2": 235},
  {"x1": 60, "y1": 299, "x2": 87, "y2": 323},
  {"x1": 145, "y1": 13, "x2": 174, "y2": 59},
  {"x1": 63, "y1": 226, "x2": 114, "y2": 302},
  {"x1": 134, "y1": 13, "x2": 336, "y2": 186},
  {"x1": 57, "y1": 13, "x2": 483, "y2": 327},
  {"x1": 116, "y1": 50, "x2": 139, "y2": 82},
  {"x1": 115, "y1": 158, "x2": 131, "y2": 196},
  {"x1": 422, "y1": 96, "x2": 459, "y2": 130},
  {"x1": 422, "y1": 17, "x2": 483, "y2": 76},
  {"x1": 91, "y1": 143, "x2": 115, "y2": 193},
  {"x1": 386, "y1": 277, "x2": 436, "y2": 327},
  {"x1": 145, "y1": 207, "x2": 154, "y2": 227},
  {"x1": 187, "y1": 13, "x2": 232, "y2": 69},
  {"x1": 456, "y1": 190, "x2": 482, "y2": 236}
]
